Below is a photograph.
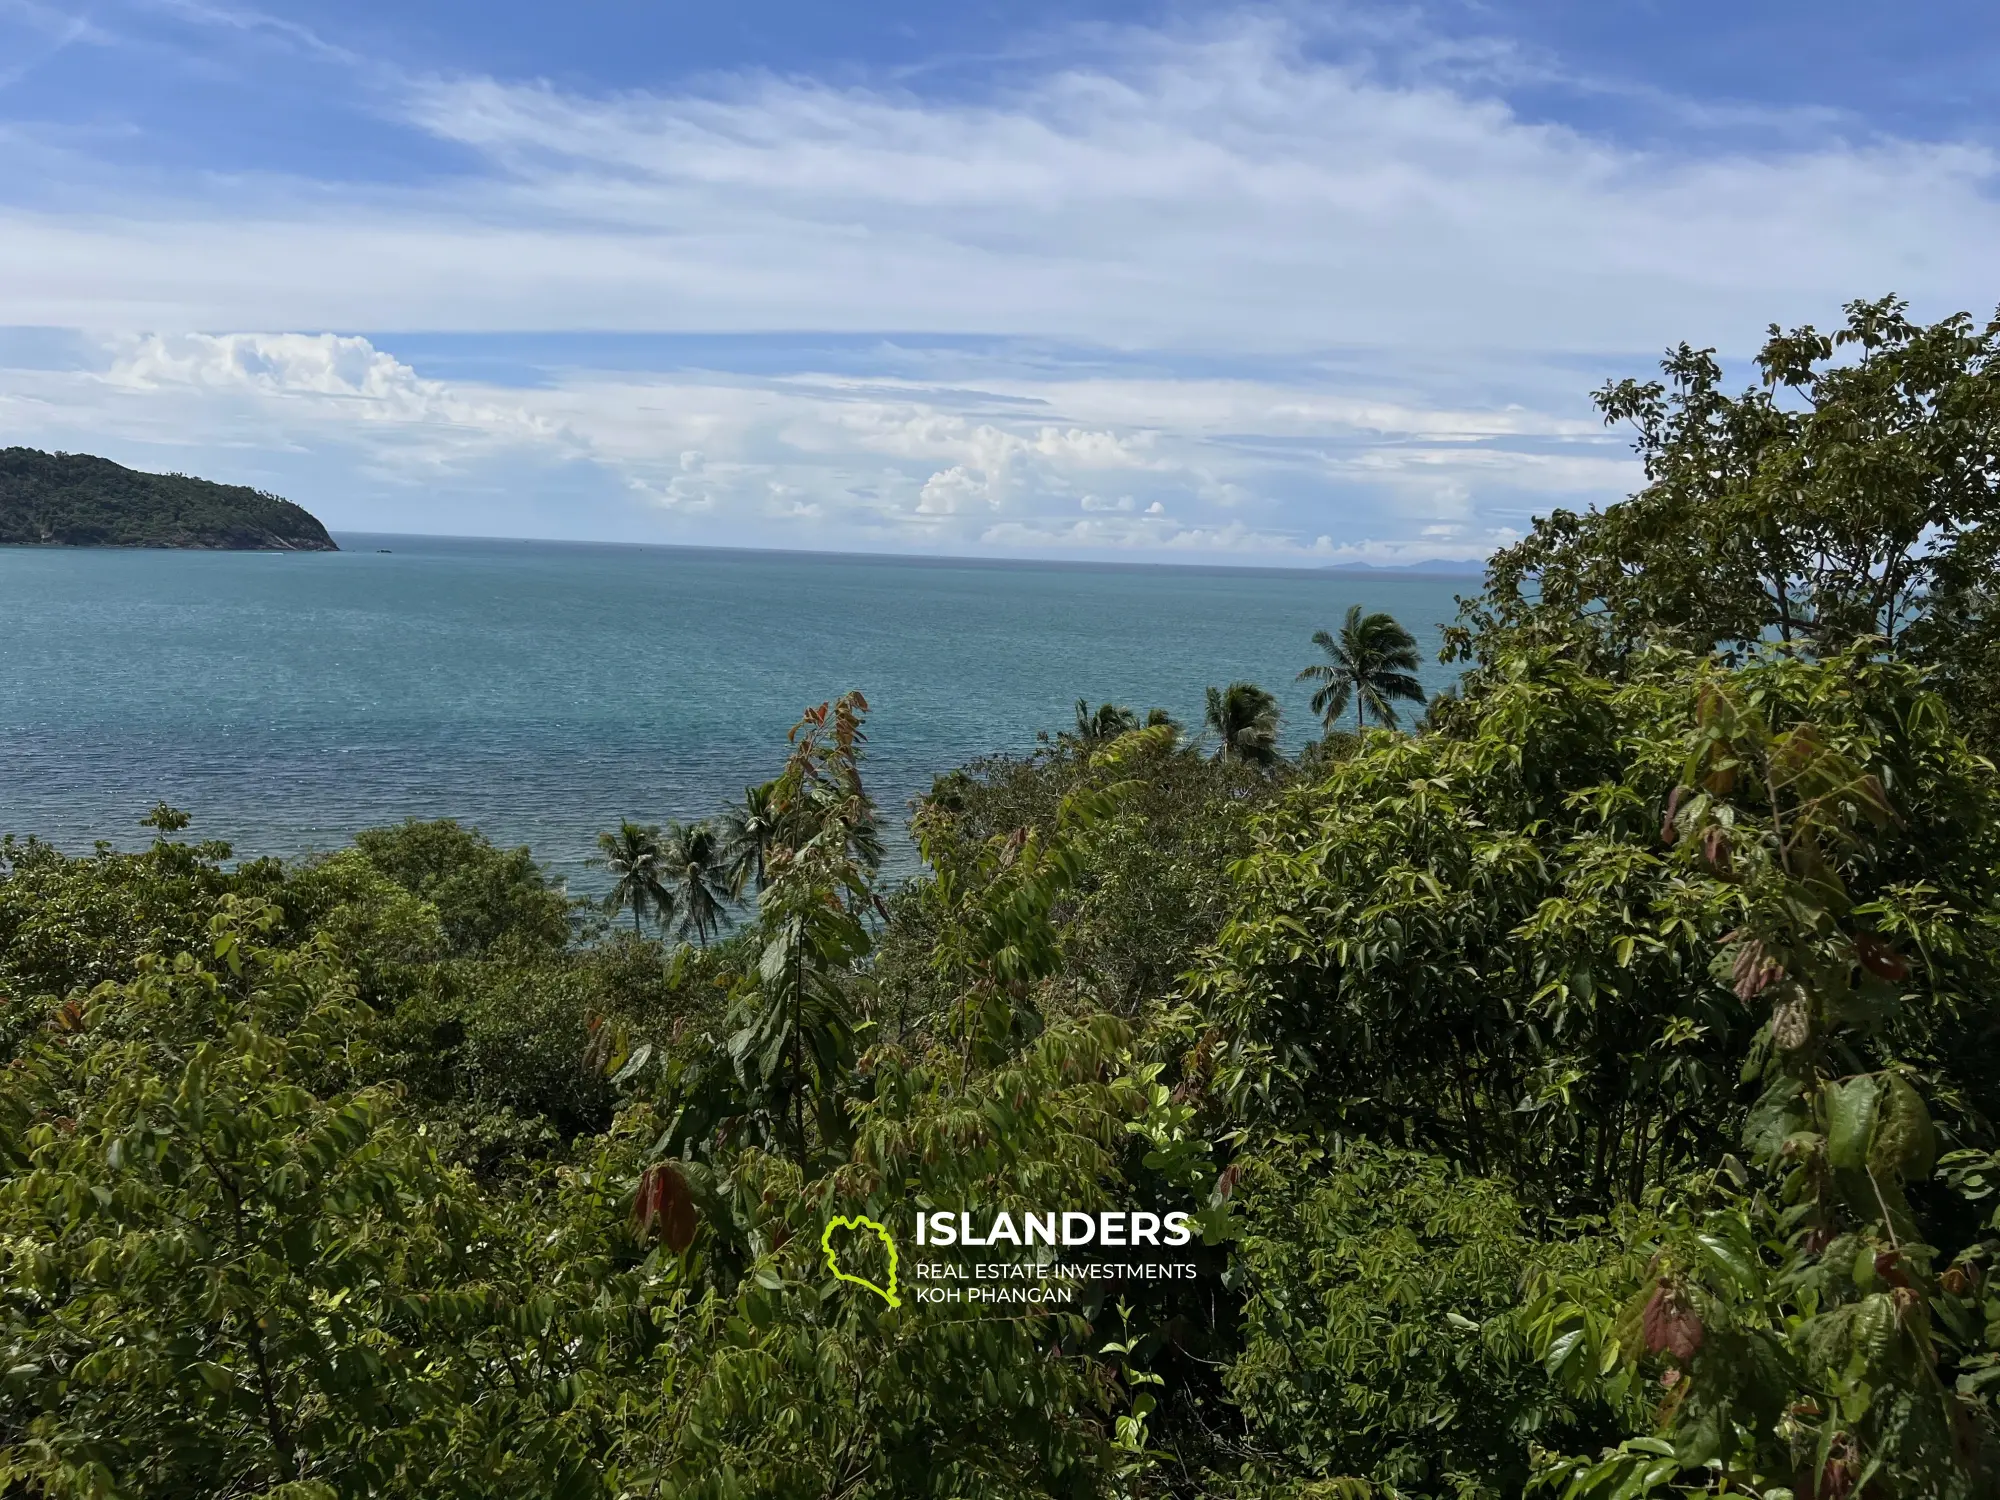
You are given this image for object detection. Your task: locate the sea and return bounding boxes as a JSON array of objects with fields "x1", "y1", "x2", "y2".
[{"x1": 0, "y1": 535, "x2": 1473, "y2": 892}]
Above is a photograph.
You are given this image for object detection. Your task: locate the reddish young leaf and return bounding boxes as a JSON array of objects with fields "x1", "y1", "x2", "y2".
[
  {"x1": 1855, "y1": 935, "x2": 1911, "y2": 982},
  {"x1": 633, "y1": 1162, "x2": 699, "y2": 1253},
  {"x1": 1641, "y1": 1283, "x2": 1704, "y2": 1363}
]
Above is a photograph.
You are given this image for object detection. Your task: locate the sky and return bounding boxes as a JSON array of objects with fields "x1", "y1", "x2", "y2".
[{"x1": 1, "y1": 1, "x2": 1996, "y2": 564}]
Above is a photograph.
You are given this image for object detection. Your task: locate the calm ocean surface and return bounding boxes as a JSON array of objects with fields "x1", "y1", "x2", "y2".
[{"x1": 0, "y1": 536, "x2": 1470, "y2": 891}]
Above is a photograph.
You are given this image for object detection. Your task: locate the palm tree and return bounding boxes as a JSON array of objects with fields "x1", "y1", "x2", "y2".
[
  {"x1": 718, "y1": 780, "x2": 783, "y2": 899},
  {"x1": 1073, "y1": 699, "x2": 1140, "y2": 742},
  {"x1": 600, "y1": 821, "x2": 674, "y2": 935},
  {"x1": 1298, "y1": 605, "x2": 1427, "y2": 733},
  {"x1": 662, "y1": 820, "x2": 734, "y2": 945},
  {"x1": 1203, "y1": 681, "x2": 1282, "y2": 766}
]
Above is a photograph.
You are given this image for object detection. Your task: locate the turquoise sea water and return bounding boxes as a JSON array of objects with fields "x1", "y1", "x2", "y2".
[{"x1": 0, "y1": 536, "x2": 1470, "y2": 890}]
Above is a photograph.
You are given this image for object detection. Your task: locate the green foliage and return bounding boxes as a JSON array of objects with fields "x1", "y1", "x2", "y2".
[
  {"x1": 0, "y1": 908, "x2": 618, "y2": 1498},
  {"x1": 1197, "y1": 652, "x2": 1733, "y2": 1210},
  {"x1": 1522, "y1": 654, "x2": 2000, "y2": 1498},
  {"x1": 0, "y1": 813, "x2": 283, "y2": 1016},
  {"x1": 901, "y1": 725, "x2": 1276, "y2": 1018},
  {"x1": 915, "y1": 729, "x2": 1161, "y2": 1070},
  {"x1": 376, "y1": 957, "x2": 620, "y2": 1173},
  {"x1": 1456, "y1": 298, "x2": 2000, "y2": 664},
  {"x1": 347, "y1": 819, "x2": 573, "y2": 957},
  {"x1": 608, "y1": 1016, "x2": 1145, "y2": 1498},
  {"x1": 0, "y1": 896, "x2": 1139, "y2": 1499},
  {"x1": 1225, "y1": 1139, "x2": 1606, "y2": 1499},
  {"x1": 278, "y1": 848, "x2": 447, "y2": 1000},
  {"x1": 1072, "y1": 702, "x2": 1178, "y2": 744},
  {"x1": 1194, "y1": 646, "x2": 2000, "y2": 1220},
  {"x1": 0, "y1": 446, "x2": 337, "y2": 550},
  {"x1": 1077, "y1": 700, "x2": 1143, "y2": 742},
  {"x1": 633, "y1": 693, "x2": 885, "y2": 1167}
]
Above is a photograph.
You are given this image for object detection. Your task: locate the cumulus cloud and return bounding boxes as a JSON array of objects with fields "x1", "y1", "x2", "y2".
[
  {"x1": 0, "y1": 327, "x2": 1615, "y2": 560},
  {"x1": 104, "y1": 333, "x2": 563, "y2": 443}
]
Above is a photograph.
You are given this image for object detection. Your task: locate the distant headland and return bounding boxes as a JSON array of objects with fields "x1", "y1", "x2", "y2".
[
  {"x1": 1320, "y1": 558, "x2": 1482, "y2": 578},
  {"x1": 0, "y1": 447, "x2": 337, "y2": 551}
]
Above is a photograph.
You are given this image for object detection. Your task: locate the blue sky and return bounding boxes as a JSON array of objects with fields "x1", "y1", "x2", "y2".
[{"x1": 2, "y1": 1, "x2": 1996, "y2": 561}]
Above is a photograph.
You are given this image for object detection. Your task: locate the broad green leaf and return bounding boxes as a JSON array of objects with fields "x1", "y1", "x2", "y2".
[
  {"x1": 1868, "y1": 1073, "x2": 1936, "y2": 1181},
  {"x1": 1823, "y1": 1075, "x2": 1884, "y2": 1171}
]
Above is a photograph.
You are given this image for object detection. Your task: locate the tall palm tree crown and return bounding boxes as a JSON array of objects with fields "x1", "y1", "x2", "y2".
[
  {"x1": 1298, "y1": 605, "x2": 1427, "y2": 733},
  {"x1": 1072, "y1": 699, "x2": 1141, "y2": 742},
  {"x1": 599, "y1": 821, "x2": 674, "y2": 935},
  {"x1": 718, "y1": 780, "x2": 782, "y2": 900},
  {"x1": 662, "y1": 820, "x2": 734, "y2": 946},
  {"x1": 1203, "y1": 681, "x2": 1282, "y2": 767}
]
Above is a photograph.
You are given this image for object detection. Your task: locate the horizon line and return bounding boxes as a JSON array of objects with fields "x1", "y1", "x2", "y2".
[{"x1": 331, "y1": 529, "x2": 1492, "y2": 580}]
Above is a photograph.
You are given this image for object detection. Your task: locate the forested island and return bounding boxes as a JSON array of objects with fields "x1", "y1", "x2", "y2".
[
  {"x1": 5, "y1": 297, "x2": 2000, "y2": 1499},
  {"x1": 0, "y1": 447, "x2": 337, "y2": 550}
]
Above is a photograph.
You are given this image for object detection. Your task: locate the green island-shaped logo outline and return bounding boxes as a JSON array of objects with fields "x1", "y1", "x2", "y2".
[{"x1": 821, "y1": 1214, "x2": 902, "y2": 1307}]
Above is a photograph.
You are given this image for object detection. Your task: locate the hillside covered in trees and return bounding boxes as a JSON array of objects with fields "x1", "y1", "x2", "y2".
[
  {"x1": 0, "y1": 447, "x2": 337, "y2": 550},
  {"x1": 5, "y1": 298, "x2": 2000, "y2": 1499}
]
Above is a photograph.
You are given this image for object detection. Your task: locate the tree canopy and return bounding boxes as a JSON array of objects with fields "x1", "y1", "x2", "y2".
[
  {"x1": 1452, "y1": 297, "x2": 2000, "y2": 748},
  {"x1": 0, "y1": 447, "x2": 338, "y2": 550}
]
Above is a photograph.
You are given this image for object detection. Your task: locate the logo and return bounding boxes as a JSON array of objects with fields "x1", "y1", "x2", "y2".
[
  {"x1": 821, "y1": 1214, "x2": 901, "y2": 1307},
  {"x1": 824, "y1": 1207, "x2": 1206, "y2": 1309}
]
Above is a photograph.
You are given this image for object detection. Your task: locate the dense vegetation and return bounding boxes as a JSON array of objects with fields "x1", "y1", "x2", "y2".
[
  {"x1": 6, "y1": 296, "x2": 2000, "y2": 1499},
  {"x1": 0, "y1": 448, "x2": 337, "y2": 550}
]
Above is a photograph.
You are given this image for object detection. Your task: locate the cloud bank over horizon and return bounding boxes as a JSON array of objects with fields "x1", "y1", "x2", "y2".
[{"x1": 1, "y1": 3, "x2": 1995, "y2": 562}]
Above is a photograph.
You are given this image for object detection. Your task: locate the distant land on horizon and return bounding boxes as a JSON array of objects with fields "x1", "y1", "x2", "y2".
[
  {"x1": 0, "y1": 448, "x2": 338, "y2": 552},
  {"x1": 1321, "y1": 558, "x2": 1484, "y2": 577}
]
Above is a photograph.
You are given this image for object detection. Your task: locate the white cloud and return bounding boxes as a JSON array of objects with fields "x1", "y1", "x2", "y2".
[
  {"x1": 0, "y1": 327, "x2": 1612, "y2": 560},
  {"x1": 3, "y1": 7, "x2": 1988, "y2": 559},
  {"x1": 0, "y1": 18, "x2": 1994, "y2": 346},
  {"x1": 916, "y1": 464, "x2": 993, "y2": 515},
  {"x1": 104, "y1": 332, "x2": 560, "y2": 443}
]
